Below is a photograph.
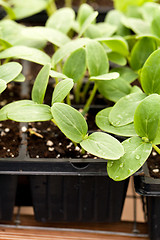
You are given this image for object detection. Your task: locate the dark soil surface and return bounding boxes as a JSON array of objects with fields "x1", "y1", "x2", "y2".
[
  {"x1": 56, "y1": 0, "x2": 113, "y2": 8},
  {"x1": 0, "y1": 120, "x2": 21, "y2": 158},
  {"x1": 147, "y1": 150, "x2": 160, "y2": 178},
  {"x1": 0, "y1": 82, "x2": 22, "y2": 107},
  {"x1": 27, "y1": 121, "x2": 95, "y2": 159}
]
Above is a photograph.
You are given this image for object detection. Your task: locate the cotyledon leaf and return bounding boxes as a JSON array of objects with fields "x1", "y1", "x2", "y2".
[
  {"x1": 109, "y1": 93, "x2": 146, "y2": 127},
  {"x1": 80, "y1": 132, "x2": 124, "y2": 160},
  {"x1": 96, "y1": 107, "x2": 137, "y2": 137},
  {"x1": 107, "y1": 136, "x2": 152, "y2": 181},
  {"x1": 51, "y1": 103, "x2": 88, "y2": 143}
]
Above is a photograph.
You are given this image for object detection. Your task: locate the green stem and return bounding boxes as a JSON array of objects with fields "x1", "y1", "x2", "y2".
[
  {"x1": 65, "y1": 0, "x2": 72, "y2": 7},
  {"x1": 152, "y1": 144, "x2": 160, "y2": 155},
  {"x1": 66, "y1": 93, "x2": 71, "y2": 105},
  {"x1": 81, "y1": 80, "x2": 90, "y2": 103},
  {"x1": 82, "y1": 83, "x2": 97, "y2": 116},
  {"x1": 46, "y1": 0, "x2": 57, "y2": 16},
  {"x1": 75, "y1": 79, "x2": 83, "y2": 104},
  {"x1": 80, "y1": 0, "x2": 87, "y2": 4}
]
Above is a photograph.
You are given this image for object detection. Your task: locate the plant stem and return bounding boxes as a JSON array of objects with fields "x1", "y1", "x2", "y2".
[
  {"x1": 66, "y1": 93, "x2": 71, "y2": 105},
  {"x1": 152, "y1": 144, "x2": 160, "y2": 155},
  {"x1": 82, "y1": 83, "x2": 97, "y2": 116},
  {"x1": 81, "y1": 80, "x2": 90, "y2": 103},
  {"x1": 74, "y1": 79, "x2": 83, "y2": 104},
  {"x1": 65, "y1": 0, "x2": 72, "y2": 7},
  {"x1": 46, "y1": 0, "x2": 57, "y2": 16}
]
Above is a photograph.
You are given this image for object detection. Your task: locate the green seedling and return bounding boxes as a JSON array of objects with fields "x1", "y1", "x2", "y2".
[
  {"x1": 96, "y1": 48, "x2": 160, "y2": 180},
  {"x1": 0, "y1": 64, "x2": 124, "y2": 163}
]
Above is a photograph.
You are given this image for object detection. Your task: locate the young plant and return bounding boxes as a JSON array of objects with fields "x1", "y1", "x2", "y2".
[
  {"x1": 0, "y1": 64, "x2": 125, "y2": 163},
  {"x1": 96, "y1": 48, "x2": 160, "y2": 180}
]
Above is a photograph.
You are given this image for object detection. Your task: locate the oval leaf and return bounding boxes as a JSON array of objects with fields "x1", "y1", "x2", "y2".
[
  {"x1": 96, "y1": 107, "x2": 137, "y2": 137},
  {"x1": 32, "y1": 64, "x2": 50, "y2": 104},
  {"x1": 78, "y1": 11, "x2": 98, "y2": 37},
  {"x1": 80, "y1": 132, "x2": 124, "y2": 160},
  {"x1": 52, "y1": 38, "x2": 89, "y2": 66},
  {"x1": 86, "y1": 40, "x2": 109, "y2": 76},
  {"x1": 110, "y1": 67, "x2": 138, "y2": 84},
  {"x1": 134, "y1": 94, "x2": 160, "y2": 143},
  {"x1": 109, "y1": 93, "x2": 146, "y2": 127},
  {"x1": 141, "y1": 49, "x2": 160, "y2": 94},
  {"x1": 51, "y1": 103, "x2": 88, "y2": 143},
  {"x1": 22, "y1": 27, "x2": 70, "y2": 47},
  {"x1": 63, "y1": 48, "x2": 86, "y2": 83},
  {"x1": 108, "y1": 52, "x2": 127, "y2": 66},
  {"x1": 97, "y1": 77, "x2": 132, "y2": 103},
  {"x1": 77, "y1": 3, "x2": 94, "y2": 27},
  {"x1": 90, "y1": 72, "x2": 119, "y2": 81},
  {"x1": 0, "y1": 62, "x2": 22, "y2": 83},
  {"x1": 0, "y1": 100, "x2": 35, "y2": 121},
  {"x1": 107, "y1": 137, "x2": 152, "y2": 181},
  {"x1": 46, "y1": 8, "x2": 75, "y2": 34},
  {"x1": 8, "y1": 104, "x2": 52, "y2": 122},
  {"x1": 97, "y1": 36, "x2": 129, "y2": 57},
  {"x1": 0, "y1": 79, "x2": 7, "y2": 94},
  {"x1": 0, "y1": 46, "x2": 51, "y2": 65},
  {"x1": 130, "y1": 37, "x2": 157, "y2": 71},
  {"x1": 52, "y1": 78, "x2": 74, "y2": 104}
]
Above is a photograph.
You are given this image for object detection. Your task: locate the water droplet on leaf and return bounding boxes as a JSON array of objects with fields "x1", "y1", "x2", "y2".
[
  {"x1": 107, "y1": 161, "x2": 113, "y2": 168},
  {"x1": 136, "y1": 155, "x2": 140, "y2": 160},
  {"x1": 120, "y1": 163, "x2": 124, "y2": 168}
]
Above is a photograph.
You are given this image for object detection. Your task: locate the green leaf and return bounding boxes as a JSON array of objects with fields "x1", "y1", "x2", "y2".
[
  {"x1": 78, "y1": 11, "x2": 98, "y2": 37},
  {"x1": 50, "y1": 70, "x2": 67, "y2": 79},
  {"x1": 108, "y1": 52, "x2": 127, "y2": 66},
  {"x1": 121, "y1": 17, "x2": 151, "y2": 35},
  {"x1": 0, "y1": 100, "x2": 35, "y2": 121},
  {"x1": 130, "y1": 37, "x2": 157, "y2": 71},
  {"x1": 134, "y1": 94, "x2": 160, "y2": 143},
  {"x1": 140, "y1": 2, "x2": 160, "y2": 24},
  {"x1": 77, "y1": 3, "x2": 94, "y2": 27},
  {"x1": 113, "y1": 0, "x2": 154, "y2": 12},
  {"x1": 0, "y1": 62, "x2": 22, "y2": 83},
  {"x1": 105, "y1": 10, "x2": 131, "y2": 36},
  {"x1": 13, "y1": 73, "x2": 25, "y2": 82},
  {"x1": 32, "y1": 64, "x2": 50, "y2": 104},
  {"x1": 46, "y1": 8, "x2": 75, "y2": 34},
  {"x1": 109, "y1": 93, "x2": 146, "y2": 127},
  {"x1": 84, "y1": 23, "x2": 117, "y2": 39},
  {"x1": 0, "y1": 79, "x2": 7, "y2": 94},
  {"x1": 107, "y1": 136, "x2": 152, "y2": 181},
  {"x1": 63, "y1": 48, "x2": 86, "y2": 83},
  {"x1": 8, "y1": 103, "x2": 52, "y2": 122},
  {"x1": 90, "y1": 72, "x2": 119, "y2": 81},
  {"x1": 51, "y1": 103, "x2": 88, "y2": 143},
  {"x1": 52, "y1": 38, "x2": 90, "y2": 66},
  {"x1": 110, "y1": 67, "x2": 138, "y2": 84},
  {"x1": 86, "y1": 40, "x2": 109, "y2": 76},
  {"x1": 151, "y1": 14, "x2": 160, "y2": 38},
  {"x1": 97, "y1": 36, "x2": 129, "y2": 57},
  {"x1": 140, "y1": 49, "x2": 160, "y2": 95},
  {"x1": 21, "y1": 27, "x2": 70, "y2": 47},
  {"x1": 0, "y1": 46, "x2": 51, "y2": 65},
  {"x1": 80, "y1": 132, "x2": 124, "y2": 160},
  {"x1": 9, "y1": 0, "x2": 47, "y2": 20},
  {"x1": 52, "y1": 78, "x2": 74, "y2": 104},
  {"x1": 0, "y1": 20, "x2": 46, "y2": 49},
  {"x1": 97, "y1": 77, "x2": 132, "y2": 102},
  {"x1": 96, "y1": 107, "x2": 137, "y2": 137}
]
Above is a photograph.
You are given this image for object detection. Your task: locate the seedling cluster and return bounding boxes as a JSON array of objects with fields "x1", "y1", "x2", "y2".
[{"x1": 0, "y1": 0, "x2": 160, "y2": 180}]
